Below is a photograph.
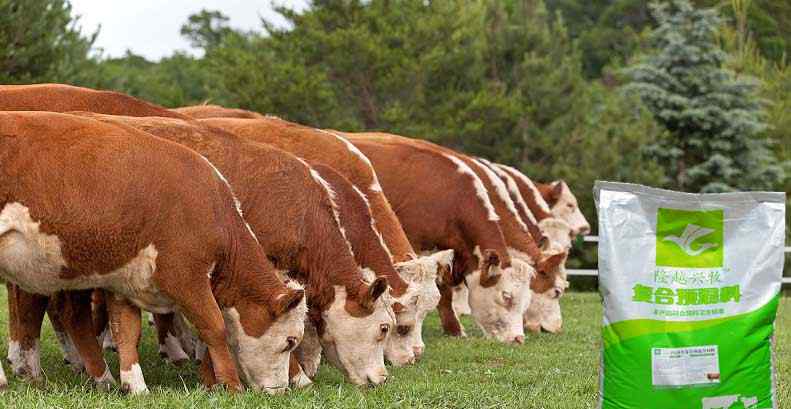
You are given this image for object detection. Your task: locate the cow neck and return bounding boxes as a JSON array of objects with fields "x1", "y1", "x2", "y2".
[
  {"x1": 370, "y1": 200, "x2": 416, "y2": 264},
  {"x1": 501, "y1": 167, "x2": 554, "y2": 220},
  {"x1": 299, "y1": 201, "x2": 367, "y2": 312}
]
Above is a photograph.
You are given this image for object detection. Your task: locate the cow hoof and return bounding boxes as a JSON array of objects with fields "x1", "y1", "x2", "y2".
[
  {"x1": 94, "y1": 368, "x2": 116, "y2": 392},
  {"x1": 290, "y1": 372, "x2": 312, "y2": 389}
]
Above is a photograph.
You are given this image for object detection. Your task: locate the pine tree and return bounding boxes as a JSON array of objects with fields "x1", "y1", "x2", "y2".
[{"x1": 625, "y1": 0, "x2": 784, "y2": 193}]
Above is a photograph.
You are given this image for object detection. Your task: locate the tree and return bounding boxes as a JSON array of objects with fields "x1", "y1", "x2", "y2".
[
  {"x1": 0, "y1": 0, "x2": 97, "y2": 84},
  {"x1": 180, "y1": 9, "x2": 233, "y2": 51},
  {"x1": 625, "y1": 0, "x2": 783, "y2": 193}
]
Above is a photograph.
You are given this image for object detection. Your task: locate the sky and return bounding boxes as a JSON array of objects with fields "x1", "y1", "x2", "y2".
[{"x1": 69, "y1": 0, "x2": 308, "y2": 60}]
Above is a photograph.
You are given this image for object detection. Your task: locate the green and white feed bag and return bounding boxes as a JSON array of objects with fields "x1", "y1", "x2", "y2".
[{"x1": 595, "y1": 181, "x2": 785, "y2": 409}]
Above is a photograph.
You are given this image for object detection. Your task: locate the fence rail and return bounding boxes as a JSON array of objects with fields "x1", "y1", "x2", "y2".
[{"x1": 569, "y1": 236, "x2": 791, "y2": 284}]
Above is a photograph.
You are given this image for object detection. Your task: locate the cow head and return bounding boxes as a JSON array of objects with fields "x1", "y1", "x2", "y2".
[
  {"x1": 467, "y1": 248, "x2": 533, "y2": 344},
  {"x1": 523, "y1": 218, "x2": 572, "y2": 332},
  {"x1": 318, "y1": 275, "x2": 395, "y2": 386},
  {"x1": 223, "y1": 280, "x2": 307, "y2": 394},
  {"x1": 547, "y1": 181, "x2": 590, "y2": 237},
  {"x1": 390, "y1": 249, "x2": 454, "y2": 364}
]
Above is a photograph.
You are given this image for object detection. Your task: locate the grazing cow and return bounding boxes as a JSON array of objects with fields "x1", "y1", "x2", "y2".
[
  {"x1": 75, "y1": 114, "x2": 395, "y2": 385},
  {"x1": 342, "y1": 135, "x2": 538, "y2": 343},
  {"x1": 0, "y1": 112, "x2": 306, "y2": 394},
  {"x1": 192, "y1": 116, "x2": 453, "y2": 361},
  {"x1": 172, "y1": 104, "x2": 266, "y2": 119},
  {"x1": 535, "y1": 181, "x2": 591, "y2": 237},
  {"x1": 494, "y1": 164, "x2": 574, "y2": 333},
  {"x1": 0, "y1": 83, "x2": 193, "y2": 370},
  {"x1": 0, "y1": 84, "x2": 188, "y2": 119}
]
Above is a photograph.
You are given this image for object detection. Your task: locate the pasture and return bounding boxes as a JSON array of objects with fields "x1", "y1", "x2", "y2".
[{"x1": 0, "y1": 290, "x2": 788, "y2": 409}]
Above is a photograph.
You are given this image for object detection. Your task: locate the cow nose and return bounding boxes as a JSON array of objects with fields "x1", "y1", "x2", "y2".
[
  {"x1": 554, "y1": 288, "x2": 563, "y2": 299},
  {"x1": 413, "y1": 346, "x2": 424, "y2": 360},
  {"x1": 513, "y1": 335, "x2": 525, "y2": 345},
  {"x1": 580, "y1": 225, "x2": 591, "y2": 236}
]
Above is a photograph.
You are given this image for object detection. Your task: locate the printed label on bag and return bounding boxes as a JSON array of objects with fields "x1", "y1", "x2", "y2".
[{"x1": 651, "y1": 346, "x2": 720, "y2": 388}]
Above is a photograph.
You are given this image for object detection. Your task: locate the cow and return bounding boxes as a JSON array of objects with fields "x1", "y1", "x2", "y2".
[
  {"x1": 338, "y1": 134, "x2": 540, "y2": 343},
  {"x1": 0, "y1": 83, "x2": 195, "y2": 371},
  {"x1": 0, "y1": 111, "x2": 306, "y2": 394},
  {"x1": 0, "y1": 84, "x2": 188, "y2": 119},
  {"x1": 493, "y1": 164, "x2": 575, "y2": 334},
  {"x1": 190, "y1": 115, "x2": 454, "y2": 361},
  {"x1": 69, "y1": 113, "x2": 397, "y2": 386},
  {"x1": 535, "y1": 181, "x2": 591, "y2": 237}
]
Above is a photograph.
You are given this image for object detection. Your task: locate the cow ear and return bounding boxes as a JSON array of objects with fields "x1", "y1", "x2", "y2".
[
  {"x1": 274, "y1": 288, "x2": 305, "y2": 317},
  {"x1": 551, "y1": 181, "x2": 564, "y2": 199},
  {"x1": 538, "y1": 253, "x2": 565, "y2": 275},
  {"x1": 479, "y1": 249, "x2": 502, "y2": 286},
  {"x1": 539, "y1": 235, "x2": 550, "y2": 251}
]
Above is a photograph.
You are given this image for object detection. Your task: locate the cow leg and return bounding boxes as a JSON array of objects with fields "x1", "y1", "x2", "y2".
[
  {"x1": 8, "y1": 284, "x2": 47, "y2": 380},
  {"x1": 437, "y1": 283, "x2": 466, "y2": 337},
  {"x1": 153, "y1": 313, "x2": 189, "y2": 365},
  {"x1": 294, "y1": 321, "x2": 321, "y2": 379},
  {"x1": 173, "y1": 313, "x2": 197, "y2": 358},
  {"x1": 46, "y1": 299, "x2": 85, "y2": 373},
  {"x1": 157, "y1": 273, "x2": 242, "y2": 392},
  {"x1": 6, "y1": 283, "x2": 18, "y2": 366},
  {"x1": 59, "y1": 291, "x2": 115, "y2": 390},
  {"x1": 91, "y1": 290, "x2": 115, "y2": 352},
  {"x1": 289, "y1": 353, "x2": 312, "y2": 389},
  {"x1": 107, "y1": 294, "x2": 147, "y2": 394}
]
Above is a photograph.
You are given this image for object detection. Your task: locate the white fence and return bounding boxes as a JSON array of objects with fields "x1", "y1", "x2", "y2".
[{"x1": 568, "y1": 236, "x2": 791, "y2": 285}]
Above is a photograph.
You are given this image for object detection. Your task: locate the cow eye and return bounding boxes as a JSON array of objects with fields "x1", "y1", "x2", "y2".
[
  {"x1": 378, "y1": 324, "x2": 390, "y2": 341},
  {"x1": 501, "y1": 291, "x2": 514, "y2": 307},
  {"x1": 396, "y1": 325, "x2": 411, "y2": 336},
  {"x1": 284, "y1": 336, "x2": 298, "y2": 353}
]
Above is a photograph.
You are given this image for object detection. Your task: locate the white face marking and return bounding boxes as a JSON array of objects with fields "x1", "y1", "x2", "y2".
[
  {"x1": 294, "y1": 320, "x2": 322, "y2": 378},
  {"x1": 320, "y1": 285, "x2": 394, "y2": 385},
  {"x1": 524, "y1": 288, "x2": 565, "y2": 334},
  {"x1": 392, "y1": 249, "x2": 452, "y2": 361},
  {"x1": 222, "y1": 292, "x2": 307, "y2": 394},
  {"x1": 120, "y1": 363, "x2": 148, "y2": 395},
  {"x1": 467, "y1": 248, "x2": 533, "y2": 344},
  {"x1": 469, "y1": 159, "x2": 529, "y2": 232},
  {"x1": 198, "y1": 155, "x2": 259, "y2": 244},
  {"x1": 551, "y1": 182, "x2": 590, "y2": 235},
  {"x1": 480, "y1": 159, "x2": 538, "y2": 226},
  {"x1": 499, "y1": 165, "x2": 552, "y2": 215},
  {"x1": 0, "y1": 203, "x2": 176, "y2": 313},
  {"x1": 442, "y1": 155, "x2": 499, "y2": 222}
]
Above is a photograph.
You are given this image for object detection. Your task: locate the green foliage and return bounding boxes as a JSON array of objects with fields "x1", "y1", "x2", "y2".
[
  {"x1": 180, "y1": 9, "x2": 234, "y2": 51},
  {"x1": 625, "y1": 0, "x2": 783, "y2": 193},
  {"x1": 0, "y1": 0, "x2": 96, "y2": 84}
]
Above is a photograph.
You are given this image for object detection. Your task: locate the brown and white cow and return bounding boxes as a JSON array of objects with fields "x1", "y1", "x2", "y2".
[
  {"x1": 0, "y1": 83, "x2": 195, "y2": 371},
  {"x1": 75, "y1": 114, "x2": 396, "y2": 386},
  {"x1": 191, "y1": 115, "x2": 454, "y2": 362},
  {"x1": 494, "y1": 164, "x2": 574, "y2": 333},
  {"x1": 0, "y1": 111, "x2": 306, "y2": 393},
  {"x1": 341, "y1": 134, "x2": 540, "y2": 344},
  {"x1": 535, "y1": 181, "x2": 591, "y2": 237}
]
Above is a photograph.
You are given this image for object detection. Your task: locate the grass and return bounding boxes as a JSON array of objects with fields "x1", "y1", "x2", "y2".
[{"x1": 0, "y1": 290, "x2": 787, "y2": 409}]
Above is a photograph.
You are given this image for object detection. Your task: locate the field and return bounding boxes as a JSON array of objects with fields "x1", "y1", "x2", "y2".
[{"x1": 0, "y1": 290, "x2": 788, "y2": 409}]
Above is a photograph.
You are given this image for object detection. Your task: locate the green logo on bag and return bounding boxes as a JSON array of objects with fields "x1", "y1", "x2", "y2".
[{"x1": 656, "y1": 208, "x2": 723, "y2": 268}]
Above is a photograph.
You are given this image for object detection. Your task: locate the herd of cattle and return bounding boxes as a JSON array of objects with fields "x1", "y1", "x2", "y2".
[{"x1": 0, "y1": 84, "x2": 591, "y2": 394}]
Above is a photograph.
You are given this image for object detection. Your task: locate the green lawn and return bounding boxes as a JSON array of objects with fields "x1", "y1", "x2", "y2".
[{"x1": 0, "y1": 290, "x2": 787, "y2": 409}]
